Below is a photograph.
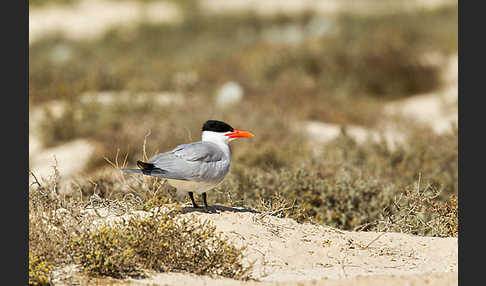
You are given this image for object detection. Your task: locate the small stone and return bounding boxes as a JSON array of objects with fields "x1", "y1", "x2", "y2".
[{"x1": 215, "y1": 81, "x2": 244, "y2": 108}]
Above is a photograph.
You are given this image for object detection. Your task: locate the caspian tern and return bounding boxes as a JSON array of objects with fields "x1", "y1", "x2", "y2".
[{"x1": 120, "y1": 120, "x2": 254, "y2": 208}]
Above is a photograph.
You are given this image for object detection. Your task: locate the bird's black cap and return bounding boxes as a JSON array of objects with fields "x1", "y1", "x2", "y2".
[{"x1": 202, "y1": 120, "x2": 234, "y2": 133}]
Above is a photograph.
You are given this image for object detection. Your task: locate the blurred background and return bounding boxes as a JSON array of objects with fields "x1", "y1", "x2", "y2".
[{"x1": 29, "y1": 0, "x2": 458, "y2": 233}]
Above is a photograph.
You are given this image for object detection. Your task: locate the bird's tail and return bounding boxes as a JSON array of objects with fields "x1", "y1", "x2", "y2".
[{"x1": 136, "y1": 160, "x2": 155, "y2": 170}]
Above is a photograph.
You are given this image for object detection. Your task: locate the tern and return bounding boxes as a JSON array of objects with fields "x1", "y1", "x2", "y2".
[{"x1": 120, "y1": 120, "x2": 254, "y2": 208}]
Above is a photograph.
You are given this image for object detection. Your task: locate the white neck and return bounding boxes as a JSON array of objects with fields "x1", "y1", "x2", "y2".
[{"x1": 201, "y1": 131, "x2": 231, "y2": 156}]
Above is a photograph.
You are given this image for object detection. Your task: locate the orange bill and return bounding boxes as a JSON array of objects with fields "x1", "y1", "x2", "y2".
[{"x1": 226, "y1": 129, "x2": 255, "y2": 138}]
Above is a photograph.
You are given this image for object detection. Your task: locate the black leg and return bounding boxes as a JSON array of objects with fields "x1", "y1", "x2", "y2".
[
  {"x1": 188, "y1": 192, "x2": 199, "y2": 208},
  {"x1": 202, "y1": 192, "x2": 208, "y2": 208}
]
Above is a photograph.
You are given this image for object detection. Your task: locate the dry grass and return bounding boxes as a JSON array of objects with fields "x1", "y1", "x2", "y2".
[
  {"x1": 373, "y1": 176, "x2": 458, "y2": 237},
  {"x1": 29, "y1": 163, "x2": 252, "y2": 280}
]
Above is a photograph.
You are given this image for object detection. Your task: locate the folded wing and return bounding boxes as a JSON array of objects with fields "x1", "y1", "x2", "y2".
[{"x1": 145, "y1": 142, "x2": 228, "y2": 181}]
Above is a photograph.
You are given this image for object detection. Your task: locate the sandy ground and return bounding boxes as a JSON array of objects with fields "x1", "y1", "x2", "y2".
[
  {"x1": 131, "y1": 272, "x2": 458, "y2": 286},
  {"x1": 53, "y1": 207, "x2": 457, "y2": 286}
]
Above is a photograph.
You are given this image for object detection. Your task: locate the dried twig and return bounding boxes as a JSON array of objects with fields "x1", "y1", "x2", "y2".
[
  {"x1": 364, "y1": 231, "x2": 387, "y2": 249},
  {"x1": 103, "y1": 153, "x2": 118, "y2": 169},
  {"x1": 29, "y1": 170, "x2": 43, "y2": 188},
  {"x1": 143, "y1": 129, "x2": 151, "y2": 162}
]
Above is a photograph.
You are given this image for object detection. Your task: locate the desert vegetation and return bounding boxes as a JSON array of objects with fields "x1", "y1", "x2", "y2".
[{"x1": 29, "y1": 0, "x2": 457, "y2": 285}]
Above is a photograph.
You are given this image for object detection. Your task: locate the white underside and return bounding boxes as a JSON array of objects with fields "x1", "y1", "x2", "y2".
[
  {"x1": 166, "y1": 178, "x2": 223, "y2": 201},
  {"x1": 167, "y1": 178, "x2": 219, "y2": 194}
]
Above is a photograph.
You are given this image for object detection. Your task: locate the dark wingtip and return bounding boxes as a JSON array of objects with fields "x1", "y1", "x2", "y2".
[{"x1": 137, "y1": 160, "x2": 155, "y2": 170}]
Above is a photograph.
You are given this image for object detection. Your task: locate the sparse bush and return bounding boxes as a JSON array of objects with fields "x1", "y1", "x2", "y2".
[
  {"x1": 67, "y1": 225, "x2": 138, "y2": 278},
  {"x1": 216, "y1": 166, "x2": 398, "y2": 229},
  {"x1": 214, "y1": 164, "x2": 457, "y2": 237},
  {"x1": 318, "y1": 130, "x2": 458, "y2": 198},
  {"x1": 433, "y1": 195, "x2": 458, "y2": 237},
  {"x1": 374, "y1": 183, "x2": 458, "y2": 237},
  {"x1": 68, "y1": 213, "x2": 251, "y2": 279}
]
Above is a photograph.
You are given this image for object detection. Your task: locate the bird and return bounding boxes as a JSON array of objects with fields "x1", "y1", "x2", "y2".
[{"x1": 120, "y1": 120, "x2": 254, "y2": 208}]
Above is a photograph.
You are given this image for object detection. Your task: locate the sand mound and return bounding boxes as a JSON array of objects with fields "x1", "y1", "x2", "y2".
[{"x1": 58, "y1": 206, "x2": 457, "y2": 286}]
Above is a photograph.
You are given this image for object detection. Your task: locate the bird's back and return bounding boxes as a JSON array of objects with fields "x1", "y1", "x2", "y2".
[{"x1": 147, "y1": 141, "x2": 230, "y2": 182}]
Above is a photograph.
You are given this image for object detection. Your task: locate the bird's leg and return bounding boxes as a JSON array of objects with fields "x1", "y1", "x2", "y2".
[
  {"x1": 202, "y1": 192, "x2": 208, "y2": 208},
  {"x1": 188, "y1": 192, "x2": 199, "y2": 208}
]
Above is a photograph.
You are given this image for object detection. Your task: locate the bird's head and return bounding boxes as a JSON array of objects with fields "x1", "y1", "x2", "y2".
[{"x1": 201, "y1": 120, "x2": 254, "y2": 144}]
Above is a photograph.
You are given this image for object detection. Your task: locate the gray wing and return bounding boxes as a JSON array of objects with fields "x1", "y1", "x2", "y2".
[{"x1": 147, "y1": 142, "x2": 229, "y2": 182}]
